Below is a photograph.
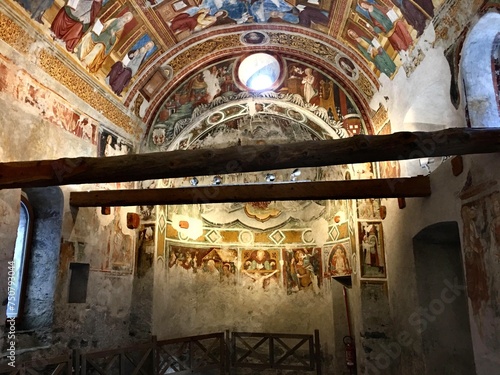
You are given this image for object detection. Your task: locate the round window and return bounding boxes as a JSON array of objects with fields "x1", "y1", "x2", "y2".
[{"x1": 237, "y1": 53, "x2": 281, "y2": 91}]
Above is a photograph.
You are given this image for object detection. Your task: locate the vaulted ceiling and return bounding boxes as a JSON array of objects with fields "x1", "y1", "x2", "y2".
[{"x1": 8, "y1": 0, "x2": 442, "y2": 155}]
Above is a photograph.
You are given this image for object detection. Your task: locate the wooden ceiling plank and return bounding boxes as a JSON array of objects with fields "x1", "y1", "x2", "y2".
[
  {"x1": 69, "y1": 177, "x2": 431, "y2": 207},
  {"x1": 1, "y1": 128, "x2": 499, "y2": 189}
]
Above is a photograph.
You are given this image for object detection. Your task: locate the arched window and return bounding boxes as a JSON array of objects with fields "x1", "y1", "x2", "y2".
[
  {"x1": 461, "y1": 12, "x2": 500, "y2": 128},
  {"x1": 6, "y1": 194, "x2": 33, "y2": 320},
  {"x1": 492, "y1": 33, "x2": 500, "y2": 109}
]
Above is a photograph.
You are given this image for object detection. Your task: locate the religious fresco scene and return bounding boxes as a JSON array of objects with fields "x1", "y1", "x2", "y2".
[
  {"x1": 2, "y1": 0, "x2": 500, "y2": 374},
  {"x1": 98, "y1": 127, "x2": 133, "y2": 156},
  {"x1": 0, "y1": 53, "x2": 99, "y2": 146},
  {"x1": 14, "y1": 0, "x2": 162, "y2": 101},
  {"x1": 325, "y1": 240, "x2": 353, "y2": 277},
  {"x1": 10, "y1": 0, "x2": 447, "y2": 108},
  {"x1": 358, "y1": 220, "x2": 386, "y2": 278},
  {"x1": 146, "y1": 56, "x2": 366, "y2": 152}
]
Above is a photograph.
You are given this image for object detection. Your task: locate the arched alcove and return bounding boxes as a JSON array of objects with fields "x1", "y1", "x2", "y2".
[
  {"x1": 22, "y1": 187, "x2": 64, "y2": 333},
  {"x1": 461, "y1": 12, "x2": 500, "y2": 128},
  {"x1": 412, "y1": 222, "x2": 475, "y2": 374}
]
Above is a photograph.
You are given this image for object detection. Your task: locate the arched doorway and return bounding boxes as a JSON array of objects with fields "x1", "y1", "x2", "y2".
[{"x1": 413, "y1": 222, "x2": 475, "y2": 374}]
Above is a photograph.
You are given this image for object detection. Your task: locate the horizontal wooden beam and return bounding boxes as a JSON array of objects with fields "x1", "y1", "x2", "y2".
[
  {"x1": 1, "y1": 128, "x2": 499, "y2": 189},
  {"x1": 69, "y1": 177, "x2": 431, "y2": 207}
]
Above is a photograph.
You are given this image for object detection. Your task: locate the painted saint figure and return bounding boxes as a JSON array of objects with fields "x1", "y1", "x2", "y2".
[
  {"x1": 106, "y1": 40, "x2": 155, "y2": 96},
  {"x1": 249, "y1": 0, "x2": 299, "y2": 23},
  {"x1": 76, "y1": 12, "x2": 134, "y2": 73},
  {"x1": 330, "y1": 245, "x2": 351, "y2": 276},
  {"x1": 347, "y1": 29, "x2": 396, "y2": 77},
  {"x1": 302, "y1": 68, "x2": 317, "y2": 103},
  {"x1": 461, "y1": 204, "x2": 489, "y2": 314},
  {"x1": 170, "y1": 8, "x2": 219, "y2": 34},
  {"x1": 356, "y1": 0, "x2": 413, "y2": 52},
  {"x1": 15, "y1": 0, "x2": 55, "y2": 23},
  {"x1": 50, "y1": 0, "x2": 102, "y2": 52},
  {"x1": 390, "y1": 0, "x2": 434, "y2": 37},
  {"x1": 362, "y1": 224, "x2": 384, "y2": 273},
  {"x1": 297, "y1": 5, "x2": 329, "y2": 28}
]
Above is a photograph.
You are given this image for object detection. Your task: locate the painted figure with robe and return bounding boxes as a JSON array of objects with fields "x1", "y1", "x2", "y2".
[
  {"x1": 76, "y1": 11, "x2": 134, "y2": 73},
  {"x1": 356, "y1": 0, "x2": 413, "y2": 52},
  {"x1": 106, "y1": 39, "x2": 155, "y2": 96},
  {"x1": 390, "y1": 0, "x2": 434, "y2": 37},
  {"x1": 51, "y1": 0, "x2": 103, "y2": 52},
  {"x1": 347, "y1": 29, "x2": 396, "y2": 77},
  {"x1": 360, "y1": 222, "x2": 385, "y2": 277}
]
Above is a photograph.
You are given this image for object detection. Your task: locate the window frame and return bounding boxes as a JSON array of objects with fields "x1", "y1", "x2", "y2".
[{"x1": 6, "y1": 194, "x2": 34, "y2": 322}]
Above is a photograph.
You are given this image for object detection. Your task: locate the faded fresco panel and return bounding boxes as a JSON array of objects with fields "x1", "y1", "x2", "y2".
[
  {"x1": 356, "y1": 198, "x2": 384, "y2": 220},
  {"x1": 325, "y1": 241, "x2": 352, "y2": 277},
  {"x1": 103, "y1": 207, "x2": 134, "y2": 274},
  {"x1": 241, "y1": 249, "x2": 280, "y2": 289},
  {"x1": 0, "y1": 54, "x2": 98, "y2": 145},
  {"x1": 358, "y1": 221, "x2": 386, "y2": 278},
  {"x1": 136, "y1": 224, "x2": 155, "y2": 277},
  {"x1": 168, "y1": 245, "x2": 238, "y2": 280},
  {"x1": 461, "y1": 191, "x2": 500, "y2": 315},
  {"x1": 282, "y1": 248, "x2": 321, "y2": 294}
]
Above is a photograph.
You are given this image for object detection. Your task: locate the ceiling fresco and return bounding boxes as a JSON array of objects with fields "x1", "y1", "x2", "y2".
[
  {"x1": 8, "y1": 0, "x2": 445, "y2": 143},
  {"x1": 145, "y1": 56, "x2": 366, "y2": 151}
]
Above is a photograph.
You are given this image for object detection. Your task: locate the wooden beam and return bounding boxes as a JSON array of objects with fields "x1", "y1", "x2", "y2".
[
  {"x1": 69, "y1": 177, "x2": 431, "y2": 207},
  {"x1": 1, "y1": 128, "x2": 499, "y2": 189}
]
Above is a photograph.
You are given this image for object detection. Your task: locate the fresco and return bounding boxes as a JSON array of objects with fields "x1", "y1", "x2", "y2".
[
  {"x1": 147, "y1": 57, "x2": 364, "y2": 151},
  {"x1": 198, "y1": 200, "x2": 326, "y2": 231},
  {"x1": 106, "y1": 34, "x2": 157, "y2": 97},
  {"x1": 344, "y1": 0, "x2": 440, "y2": 78},
  {"x1": 99, "y1": 207, "x2": 134, "y2": 274},
  {"x1": 139, "y1": 205, "x2": 157, "y2": 221},
  {"x1": 356, "y1": 198, "x2": 383, "y2": 220},
  {"x1": 166, "y1": 245, "x2": 329, "y2": 293},
  {"x1": 9, "y1": 0, "x2": 446, "y2": 115},
  {"x1": 325, "y1": 241, "x2": 352, "y2": 277},
  {"x1": 168, "y1": 246, "x2": 238, "y2": 280},
  {"x1": 378, "y1": 160, "x2": 401, "y2": 178},
  {"x1": 282, "y1": 248, "x2": 322, "y2": 294},
  {"x1": 154, "y1": 0, "x2": 333, "y2": 41},
  {"x1": 136, "y1": 224, "x2": 155, "y2": 277},
  {"x1": 461, "y1": 191, "x2": 500, "y2": 315},
  {"x1": 0, "y1": 54, "x2": 98, "y2": 145},
  {"x1": 12, "y1": 0, "x2": 161, "y2": 100},
  {"x1": 241, "y1": 249, "x2": 280, "y2": 289},
  {"x1": 358, "y1": 221, "x2": 386, "y2": 278},
  {"x1": 98, "y1": 128, "x2": 133, "y2": 156},
  {"x1": 344, "y1": 20, "x2": 397, "y2": 78}
]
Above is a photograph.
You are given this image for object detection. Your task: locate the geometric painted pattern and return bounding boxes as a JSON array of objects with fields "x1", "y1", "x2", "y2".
[
  {"x1": 269, "y1": 230, "x2": 286, "y2": 245},
  {"x1": 328, "y1": 225, "x2": 340, "y2": 242},
  {"x1": 158, "y1": 213, "x2": 166, "y2": 234},
  {"x1": 205, "y1": 229, "x2": 222, "y2": 243}
]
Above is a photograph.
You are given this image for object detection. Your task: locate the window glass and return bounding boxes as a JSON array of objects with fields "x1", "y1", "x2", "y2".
[{"x1": 7, "y1": 199, "x2": 32, "y2": 319}]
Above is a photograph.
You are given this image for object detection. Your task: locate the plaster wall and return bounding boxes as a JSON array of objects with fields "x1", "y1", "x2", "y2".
[
  {"x1": 0, "y1": 41, "x2": 141, "y2": 360},
  {"x1": 381, "y1": 152, "x2": 500, "y2": 375},
  {"x1": 152, "y1": 200, "x2": 358, "y2": 374}
]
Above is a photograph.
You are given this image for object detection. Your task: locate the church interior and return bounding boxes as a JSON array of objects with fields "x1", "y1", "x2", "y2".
[{"x1": 0, "y1": 0, "x2": 500, "y2": 373}]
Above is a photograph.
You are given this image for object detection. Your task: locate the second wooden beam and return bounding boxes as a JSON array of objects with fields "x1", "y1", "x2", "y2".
[{"x1": 70, "y1": 176, "x2": 431, "y2": 207}]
